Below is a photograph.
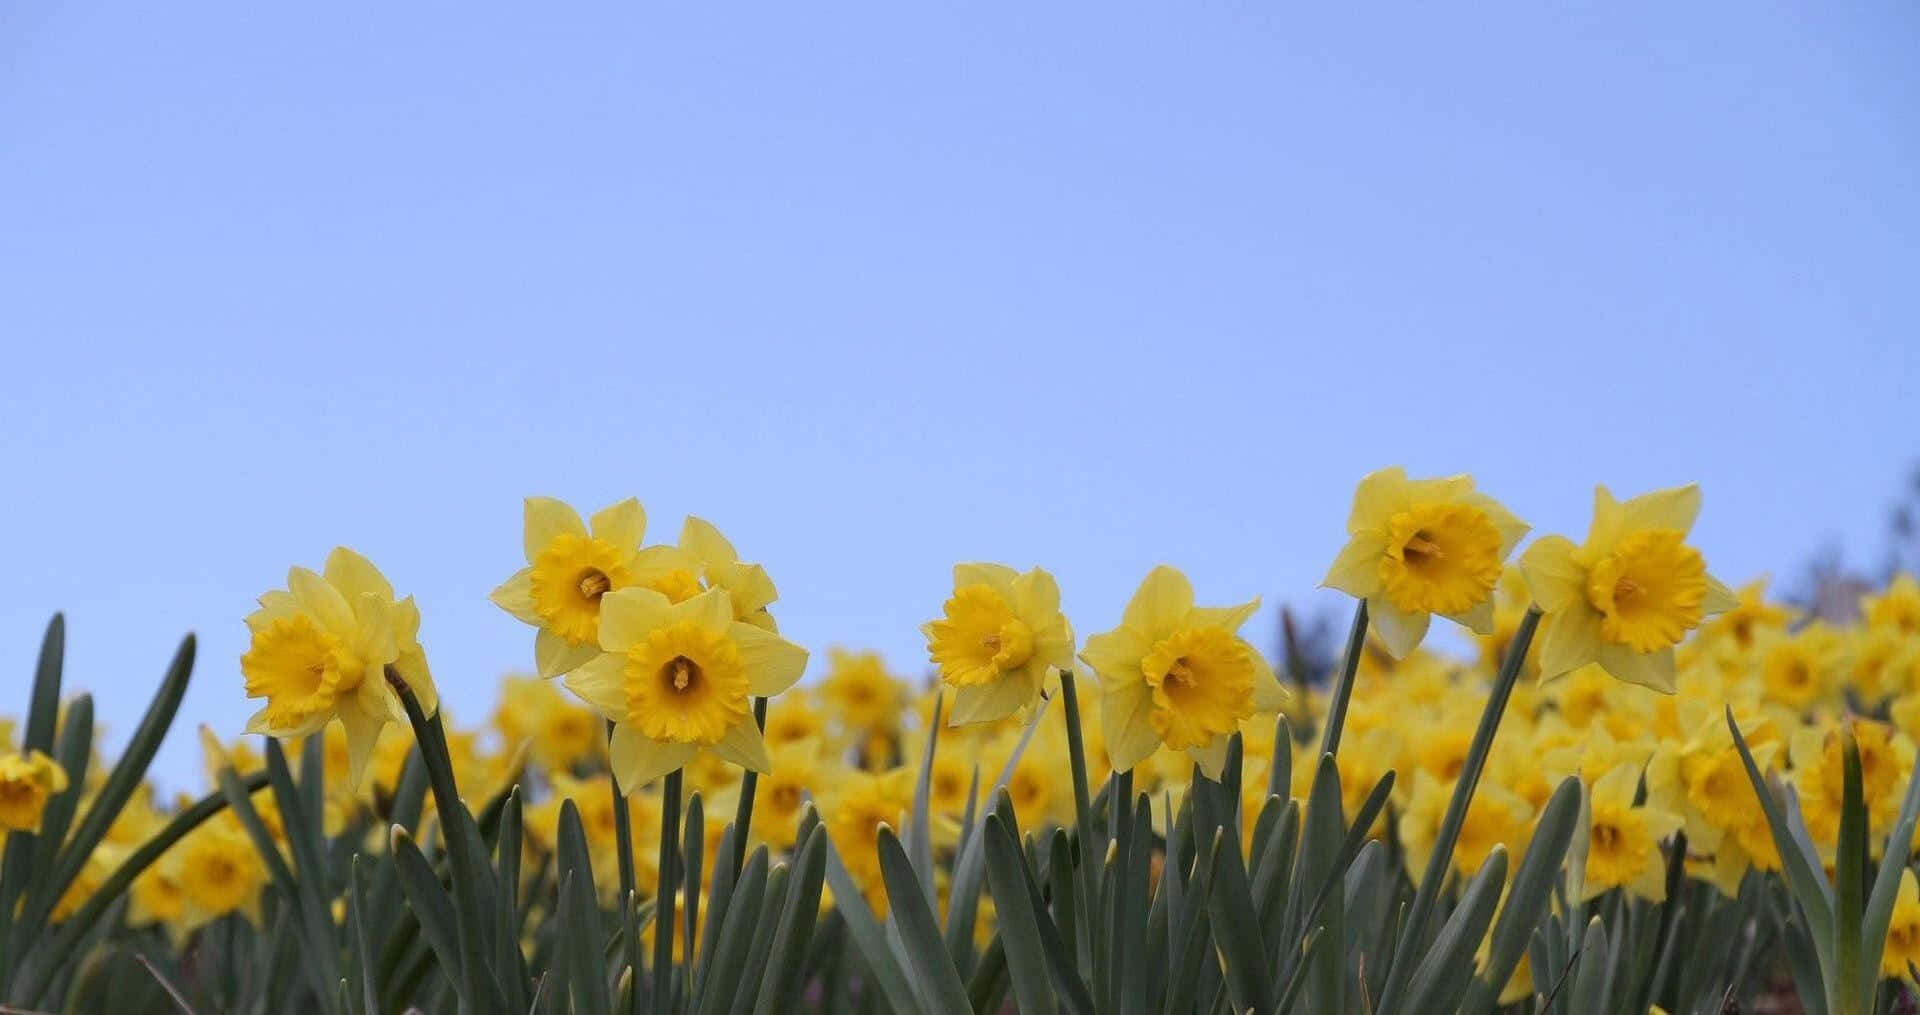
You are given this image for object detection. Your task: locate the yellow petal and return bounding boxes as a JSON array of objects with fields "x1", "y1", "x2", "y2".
[
  {"x1": 564, "y1": 652, "x2": 627, "y2": 718},
  {"x1": 1589, "y1": 762, "x2": 1640, "y2": 808},
  {"x1": 667, "y1": 586, "x2": 736, "y2": 635},
  {"x1": 598, "y1": 587, "x2": 675, "y2": 653},
  {"x1": 1010, "y1": 568, "x2": 1061, "y2": 624},
  {"x1": 1347, "y1": 466, "x2": 1409, "y2": 533},
  {"x1": 680, "y1": 515, "x2": 739, "y2": 565},
  {"x1": 950, "y1": 670, "x2": 1040, "y2": 725},
  {"x1": 490, "y1": 568, "x2": 541, "y2": 625},
  {"x1": 955, "y1": 562, "x2": 1020, "y2": 597},
  {"x1": 1187, "y1": 736, "x2": 1230, "y2": 780},
  {"x1": 537, "y1": 628, "x2": 600, "y2": 678},
  {"x1": 609, "y1": 724, "x2": 695, "y2": 794},
  {"x1": 1101, "y1": 680, "x2": 1160, "y2": 772},
  {"x1": 338, "y1": 704, "x2": 384, "y2": 790},
  {"x1": 732, "y1": 622, "x2": 808, "y2": 697},
  {"x1": 1366, "y1": 597, "x2": 1430, "y2": 660},
  {"x1": 708, "y1": 720, "x2": 773, "y2": 774},
  {"x1": 1192, "y1": 597, "x2": 1260, "y2": 635},
  {"x1": 1596, "y1": 644, "x2": 1676, "y2": 694},
  {"x1": 1585, "y1": 486, "x2": 1627, "y2": 555},
  {"x1": 1322, "y1": 532, "x2": 1387, "y2": 598},
  {"x1": 1702, "y1": 575, "x2": 1738, "y2": 616},
  {"x1": 1447, "y1": 597, "x2": 1496, "y2": 636},
  {"x1": 1249, "y1": 647, "x2": 1290, "y2": 712},
  {"x1": 1519, "y1": 536, "x2": 1585, "y2": 613},
  {"x1": 589, "y1": 498, "x2": 647, "y2": 552},
  {"x1": 1619, "y1": 484, "x2": 1701, "y2": 536},
  {"x1": 523, "y1": 497, "x2": 587, "y2": 563},
  {"x1": 1122, "y1": 566, "x2": 1194, "y2": 640},
  {"x1": 287, "y1": 567, "x2": 356, "y2": 639},
  {"x1": 1079, "y1": 628, "x2": 1149, "y2": 687},
  {"x1": 1538, "y1": 609, "x2": 1600, "y2": 681},
  {"x1": 324, "y1": 547, "x2": 394, "y2": 602}
]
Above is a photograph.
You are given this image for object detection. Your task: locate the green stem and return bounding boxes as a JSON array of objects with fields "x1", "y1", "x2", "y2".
[
  {"x1": 1058, "y1": 669, "x2": 1100, "y2": 978},
  {"x1": 730, "y1": 697, "x2": 769, "y2": 880},
  {"x1": 1375, "y1": 605, "x2": 1540, "y2": 1015},
  {"x1": 1317, "y1": 600, "x2": 1370, "y2": 759},
  {"x1": 609, "y1": 721, "x2": 636, "y2": 906},
  {"x1": 653, "y1": 768, "x2": 683, "y2": 1014}
]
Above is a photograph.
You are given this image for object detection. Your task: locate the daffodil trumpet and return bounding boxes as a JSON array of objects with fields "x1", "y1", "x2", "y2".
[{"x1": 1376, "y1": 604, "x2": 1542, "y2": 1015}]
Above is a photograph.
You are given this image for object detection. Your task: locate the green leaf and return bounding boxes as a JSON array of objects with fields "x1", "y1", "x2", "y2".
[
  {"x1": 1462, "y1": 774, "x2": 1582, "y2": 1014},
  {"x1": 1566, "y1": 916, "x2": 1613, "y2": 1015},
  {"x1": 1725, "y1": 708, "x2": 1835, "y2": 972},
  {"x1": 877, "y1": 826, "x2": 975, "y2": 1014},
  {"x1": 692, "y1": 845, "x2": 769, "y2": 1015},
  {"x1": 1864, "y1": 726, "x2": 1920, "y2": 1006},
  {"x1": 981, "y1": 814, "x2": 1058, "y2": 1015},
  {"x1": 389, "y1": 826, "x2": 466, "y2": 1009},
  {"x1": 1401, "y1": 846, "x2": 1509, "y2": 1012},
  {"x1": 559, "y1": 867, "x2": 612, "y2": 1015},
  {"x1": 1833, "y1": 729, "x2": 1868, "y2": 1015},
  {"x1": 819, "y1": 828, "x2": 921, "y2": 1014},
  {"x1": 348, "y1": 856, "x2": 379, "y2": 1015},
  {"x1": 13, "y1": 692, "x2": 93, "y2": 946},
  {"x1": 1202, "y1": 828, "x2": 1272, "y2": 1013},
  {"x1": 752, "y1": 824, "x2": 828, "y2": 1015}
]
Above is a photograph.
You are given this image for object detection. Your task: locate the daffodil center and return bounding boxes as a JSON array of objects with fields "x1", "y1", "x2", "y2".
[
  {"x1": 240, "y1": 614, "x2": 363, "y2": 735},
  {"x1": 1140, "y1": 626, "x2": 1255, "y2": 751},
  {"x1": 530, "y1": 533, "x2": 632, "y2": 644},
  {"x1": 623, "y1": 620, "x2": 750, "y2": 746},
  {"x1": 1378, "y1": 503, "x2": 1503, "y2": 616},
  {"x1": 927, "y1": 584, "x2": 1033, "y2": 687},
  {"x1": 1585, "y1": 528, "x2": 1707, "y2": 653}
]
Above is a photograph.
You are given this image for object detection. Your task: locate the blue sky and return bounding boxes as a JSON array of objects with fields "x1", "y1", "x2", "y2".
[{"x1": 3, "y1": 4, "x2": 1915, "y2": 786}]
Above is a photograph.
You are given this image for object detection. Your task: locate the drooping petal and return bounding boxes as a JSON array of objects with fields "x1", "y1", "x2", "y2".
[
  {"x1": 950, "y1": 670, "x2": 1040, "y2": 726},
  {"x1": 1596, "y1": 643, "x2": 1676, "y2": 694},
  {"x1": 1447, "y1": 596, "x2": 1497, "y2": 636},
  {"x1": 1101, "y1": 680, "x2": 1161, "y2": 772},
  {"x1": 1366, "y1": 597, "x2": 1430, "y2": 660},
  {"x1": 565, "y1": 652, "x2": 628, "y2": 718},
  {"x1": 732, "y1": 622, "x2": 809, "y2": 696},
  {"x1": 337, "y1": 704, "x2": 385, "y2": 790},
  {"x1": 1519, "y1": 536, "x2": 1586, "y2": 614},
  {"x1": 708, "y1": 719, "x2": 773, "y2": 774},
  {"x1": 537, "y1": 628, "x2": 600, "y2": 678},
  {"x1": 523, "y1": 497, "x2": 587, "y2": 563},
  {"x1": 324, "y1": 547, "x2": 395, "y2": 602},
  {"x1": 609, "y1": 724, "x2": 696, "y2": 794},
  {"x1": 1702, "y1": 575, "x2": 1739, "y2": 616},
  {"x1": 598, "y1": 587, "x2": 675, "y2": 653},
  {"x1": 1121, "y1": 566, "x2": 1195, "y2": 640},
  {"x1": 1538, "y1": 608, "x2": 1600, "y2": 681},
  {"x1": 1321, "y1": 531, "x2": 1388, "y2": 598},
  {"x1": 1188, "y1": 736, "x2": 1231, "y2": 780},
  {"x1": 589, "y1": 498, "x2": 647, "y2": 553},
  {"x1": 1249, "y1": 647, "x2": 1290, "y2": 712},
  {"x1": 490, "y1": 568, "x2": 541, "y2": 625}
]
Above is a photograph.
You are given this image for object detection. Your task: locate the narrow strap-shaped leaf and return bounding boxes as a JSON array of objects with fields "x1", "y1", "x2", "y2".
[
  {"x1": 1833, "y1": 729, "x2": 1868, "y2": 1015},
  {"x1": 907, "y1": 693, "x2": 943, "y2": 908},
  {"x1": 819, "y1": 829, "x2": 921, "y2": 1013},
  {"x1": 1565, "y1": 917, "x2": 1612, "y2": 1015},
  {"x1": 1459, "y1": 774, "x2": 1581, "y2": 1014},
  {"x1": 559, "y1": 868, "x2": 612, "y2": 1015},
  {"x1": 1271, "y1": 925, "x2": 1323, "y2": 1015},
  {"x1": 876, "y1": 826, "x2": 975, "y2": 1014},
  {"x1": 1400, "y1": 847, "x2": 1509, "y2": 1012},
  {"x1": 1724, "y1": 708, "x2": 1835, "y2": 969},
  {"x1": 729, "y1": 697, "x2": 769, "y2": 881},
  {"x1": 1203, "y1": 828, "x2": 1272, "y2": 1013},
  {"x1": 1864, "y1": 729, "x2": 1920, "y2": 1004},
  {"x1": 389, "y1": 827, "x2": 466, "y2": 1009},
  {"x1": 264, "y1": 738, "x2": 344, "y2": 1009},
  {"x1": 751, "y1": 825, "x2": 828, "y2": 1015},
  {"x1": 980, "y1": 814, "x2": 1059, "y2": 1015},
  {"x1": 695, "y1": 824, "x2": 741, "y2": 1001},
  {"x1": 942, "y1": 764, "x2": 985, "y2": 972},
  {"x1": 682, "y1": 790, "x2": 707, "y2": 988},
  {"x1": 13, "y1": 692, "x2": 94, "y2": 945},
  {"x1": 348, "y1": 856, "x2": 379, "y2": 1015},
  {"x1": 693, "y1": 846, "x2": 768, "y2": 1015}
]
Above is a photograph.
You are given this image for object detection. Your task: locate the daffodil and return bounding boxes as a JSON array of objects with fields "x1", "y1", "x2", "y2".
[
  {"x1": 1520, "y1": 484, "x2": 1735, "y2": 691},
  {"x1": 823, "y1": 766, "x2": 916, "y2": 914},
  {"x1": 1884, "y1": 868, "x2": 1920, "y2": 981},
  {"x1": 563, "y1": 586, "x2": 806, "y2": 792},
  {"x1": 1080, "y1": 565, "x2": 1285, "y2": 777},
  {"x1": 818, "y1": 650, "x2": 905, "y2": 736},
  {"x1": 923, "y1": 563, "x2": 1074, "y2": 725},
  {"x1": 1580, "y1": 762, "x2": 1682, "y2": 902},
  {"x1": 492, "y1": 497, "x2": 648, "y2": 677},
  {"x1": 1322, "y1": 467, "x2": 1529, "y2": 659},
  {"x1": 177, "y1": 821, "x2": 269, "y2": 929},
  {"x1": 0, "y1": 750, "x2": 69, "y2": 832},
  {"x1": 1862, "y1": 573, "x2": 1920, "y2": 638},
  {"x1": 239, "y1": 548, "x2": 432, "y2": 788}
]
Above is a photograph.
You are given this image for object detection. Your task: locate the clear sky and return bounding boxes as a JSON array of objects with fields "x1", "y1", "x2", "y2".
[{"x1": 3, "y1": 4, "x2": 1916, "y2": 787}]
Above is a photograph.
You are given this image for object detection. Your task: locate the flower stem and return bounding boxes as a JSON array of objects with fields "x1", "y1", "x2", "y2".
[
  {"x1": 1317, "y1": 599, "x2": 1370, "y2": 758},
  {"x1": 608, "y1": 721, "x2": 636, "y2": 906},
  {"x1": 653, "y1": 767, "x2": 683, "y2": 1013},
  {"x1": 1374, "y1": 605, "x2": 1540, "y2": 1015},
  {"x1": 730, "y1": 696, "x2": 769, "y2": 881}
]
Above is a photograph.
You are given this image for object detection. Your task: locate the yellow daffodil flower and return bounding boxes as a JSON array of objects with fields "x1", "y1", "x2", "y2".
[
  {"x1": 1323, "y1": 467, "x2": 1529, "y2": 659},
  {"x1": 1580, "y1": 762, "x2": 1682, "y2": 902},
  {"x1": 240, "y1": 547, "x2": 434, "y2": 787},
  {"x1": 1520, "y1": 484, "x2": 1735, "y2": 691},
  {"x1": 1080, "y1": 565, "x2": 1285, "y2": 777},
  {"x1": 564, "y1": 586, "x2": 807, "y2": 792},
  {"x1": 492, "y1": 497, "x2": 648, "y2": 677},
  {"x1": 1884, "y1": 869, "x2": 1920, "y2": 981},
  {"x1": 922, "y1": 563, "x2": 1074, "y2": 726},
  {"x1": 0, "y1": 750, "x2": 69, "y2": 833}
]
